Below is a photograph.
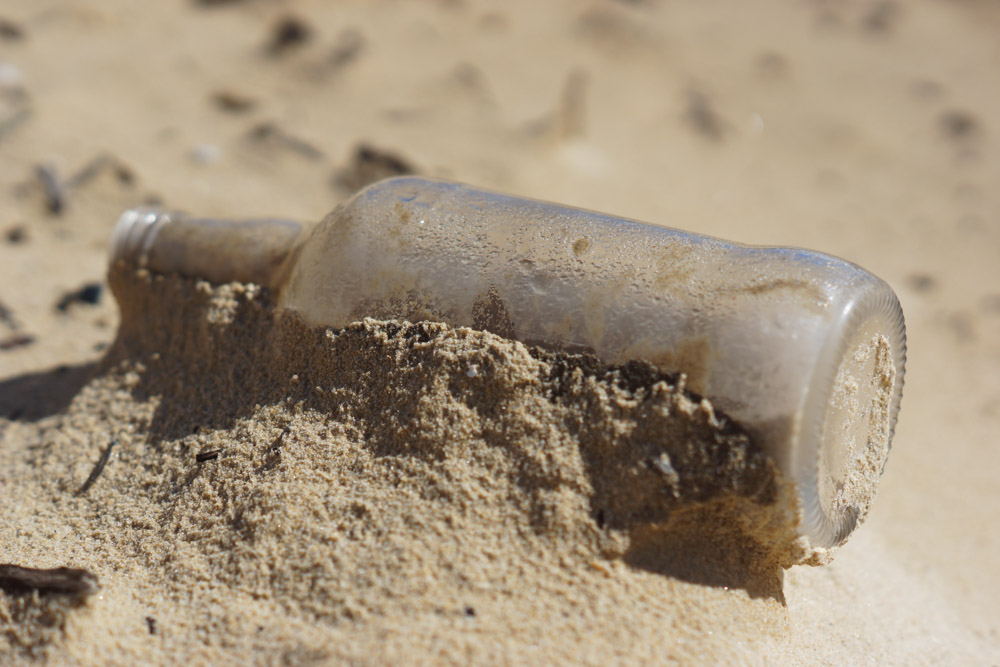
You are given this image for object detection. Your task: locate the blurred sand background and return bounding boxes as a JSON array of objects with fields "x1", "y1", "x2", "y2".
[{"x1": 1, "y1": 0, "x2": 999, "y2": 663}]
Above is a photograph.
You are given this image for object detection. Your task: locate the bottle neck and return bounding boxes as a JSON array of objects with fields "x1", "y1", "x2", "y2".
[{"x1": 110, "y1": 209, "x2": 305, "y2": 289}]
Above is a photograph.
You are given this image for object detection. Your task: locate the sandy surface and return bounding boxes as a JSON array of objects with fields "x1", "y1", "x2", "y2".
[{"x1": 1, "y1": 0, "x2": 999, "y2": 664}]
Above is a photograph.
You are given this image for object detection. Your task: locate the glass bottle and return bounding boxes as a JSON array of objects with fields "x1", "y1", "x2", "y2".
[{"x1": 110, "y1": 176, "x2": 906, "y2": 549}]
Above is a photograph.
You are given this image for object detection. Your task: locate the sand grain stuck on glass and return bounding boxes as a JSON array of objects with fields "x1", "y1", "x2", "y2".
[{"x1": 0, "y1": 268, "x2": 814, "y2": 664}]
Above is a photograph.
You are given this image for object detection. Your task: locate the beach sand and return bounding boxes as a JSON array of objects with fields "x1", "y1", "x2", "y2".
[{"x1": 1, "y1": 0, "x2": 998, "y2": 663}]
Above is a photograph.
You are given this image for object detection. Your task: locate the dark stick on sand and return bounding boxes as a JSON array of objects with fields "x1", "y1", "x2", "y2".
[
  {"x1": 196, "y1": 450, "x2": 220, "y2": 463},
  {"x1": 67, "y1": 153, "x2": 136, "y2": 189},
  {"x1": 248, "y1": 122, "x2": 325, "y2": 160},
  {"x1": 0, "y1": 108, "x2": 31, "y2": 143},
  {"x1": 0, "y1": 564, "x2": 99, "y2": 595},
  {"x1": 76, "y1": 439, "x2": 116, "y2": 495},
  {"x1": 35, "y1": 163, "x2": 68, "y2": 215}
]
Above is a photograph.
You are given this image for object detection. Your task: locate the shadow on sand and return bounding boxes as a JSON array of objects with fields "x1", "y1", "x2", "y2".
[{"x1": 0, "y1": 362, "x2": 99, "y2": 422}]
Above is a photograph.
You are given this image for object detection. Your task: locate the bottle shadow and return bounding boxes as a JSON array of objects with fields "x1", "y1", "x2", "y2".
[
  {"x1": 621, "y1": 519, "x2": 786, "y2": 603},
  {"x1": 0, "y1": 362, "x2": 99, "y2": 422}
]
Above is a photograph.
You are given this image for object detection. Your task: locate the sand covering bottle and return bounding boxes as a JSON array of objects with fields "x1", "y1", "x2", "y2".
[{"x1": 110, "y1": 176, "x2": 906, "y2": 550}]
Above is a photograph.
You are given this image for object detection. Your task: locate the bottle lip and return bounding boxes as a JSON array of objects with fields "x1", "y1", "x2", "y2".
[
  {"x1": 109, "y1": 208, "x2": 175, "y2": 267},
  {"x1": 795, "y1": 281, "x2": 907, "y2": 548}
]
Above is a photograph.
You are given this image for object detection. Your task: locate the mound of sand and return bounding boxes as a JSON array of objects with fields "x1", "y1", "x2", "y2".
[{"x1": 0, "y1": 268, "x2": 816, "y2": 664}]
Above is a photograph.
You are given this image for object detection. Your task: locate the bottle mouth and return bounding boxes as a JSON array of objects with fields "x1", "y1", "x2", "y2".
[
  {"x1": 109, "y1": 208, "x2": 173, "y2": 267},
  {"x1": 798, "y1": 285, "x2": 906, "y2": 548}
]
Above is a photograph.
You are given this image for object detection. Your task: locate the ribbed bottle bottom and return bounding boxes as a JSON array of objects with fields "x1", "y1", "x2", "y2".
[{"x1": 798, "y1": 286, "x2": 906, "y2": 548}]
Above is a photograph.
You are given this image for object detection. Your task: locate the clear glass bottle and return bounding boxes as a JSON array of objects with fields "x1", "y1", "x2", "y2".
[{"x1": 111, "y1": 176, "x2": 906, "y2": 549}]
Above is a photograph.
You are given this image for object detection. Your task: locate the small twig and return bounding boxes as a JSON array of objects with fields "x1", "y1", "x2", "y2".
[
  {"x1": 0, "y1": 333, "x2": 35, "y2": 350},
  {"x1": 56, "y1": 282, "x2": 103, "y2": 312},
  {"x1": 196, "y1": 450, "x2": 220, "y2": 463},
  {"x1": 335, "y1": 143, "x2": 416, "y2": 192},
  {"x1": 270, "y1": 429, "x2": 287, "y2": 452},
  {"x1": 27, "y1": 155, "x2": 133, "y2": 218},
  {"x1": 0, "y1": 298, "x2": 16, "y2": 328},
  {"x1": 248, "y1": 121, "x2": 325, "y2": 160},
  {"x1": 211, "y1": 89, "x2": 256, "y2": 114},
  {"x1": 66, "y1": 153, "x2": 135, "y2": 189},
  {"x1": 0, "y1": 107, "x2": 31, "y2": 143},
  {"x1": 35, "y1": 163, "x2": 67, "y2": 215},
  {"x1": 0, "y1": 564, "x2": 99, "y2": 595},
  {"x1": 76, "y1": 439, "x2": 116, "y2": 495},
  {"x1": 557, "y1": 69, "x2": 588, "y2": 140},
  {"x1": 256, "y1": 430, "x2": 286, "y2": 474}
]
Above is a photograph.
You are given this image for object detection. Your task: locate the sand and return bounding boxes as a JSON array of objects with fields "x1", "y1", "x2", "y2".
[
  {"x1": 2, "y1": 269, "x2": 807, "y2": 663},
  {"x1": 2, "y1": 0, "x2": 999, "y2": 664},
  {"x1": 820, "y1": 331, "x2": 895, "y2": 526}
]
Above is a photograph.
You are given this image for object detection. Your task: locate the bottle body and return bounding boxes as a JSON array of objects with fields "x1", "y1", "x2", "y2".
[{"x1": 280, "y1": 177, "x2": 905, "y2": 548}]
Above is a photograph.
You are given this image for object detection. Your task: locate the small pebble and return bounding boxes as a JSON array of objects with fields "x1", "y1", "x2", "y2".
[
  {"x1": 862, "y1": 1, "x2": 900, "y2": 33},
  {"x1": 268, "y1": 16, "x2": 312, "y2": 55},
  {"x1": 940, "y1": 110, "x2": 980, "y2": 140},
  {"x1": 56, "y1": 283, "x2": 103, "y2": 312},
  {"x1": 756, "y1": 51, "x2": 789, "y2": 80},
  {"x1": 0, "y1": 62, "x2": 22, "y2": 87},
  {"x1": 4, "y1": 225, "x2": 26, "y2": 244},
  {"x1": 906, "y1": 274, "x2": 935, "y2": 293},
  {"x1": 191, "y1": 144, "x2": 223, "y2": 164},
  {"x1": 211, "y1": 90, "x2": 256, "y2": 113},
  {"x1": 685, "y1": 90, "x2": 725, "y2": 141},
  {"x1": 0, "y1": 18, "x2": 25, "y2": 41},
  {"x1": 979, "y1": 294, "x2": 1000, "y2": 316}
]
